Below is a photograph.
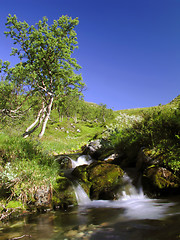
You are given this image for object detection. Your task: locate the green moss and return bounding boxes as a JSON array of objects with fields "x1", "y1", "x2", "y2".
[
  {"x1": 52, "y1": 176, "x2": 77, "y2": 208},
  {"x1": 145, "y1": 167, "x2": 180, "y2": 190},
  {"x1": 6, "y1": 200, "x2": 24, "y2": 209},
  {"x1": 72, "y1": 165, "x2": 89, "y2": 183},
  {"x1": 72, "y1": 162, "x2": 124, "y2": 200}
]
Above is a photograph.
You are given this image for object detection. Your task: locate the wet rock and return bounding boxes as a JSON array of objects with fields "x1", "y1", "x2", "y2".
[
  {"x1": 52, "y1": 176, "x2": 77, "y2": 208},
  {"x1": 104, "y1": 153, "x2": 119, "y2": 161},
  {"x1": 64, "y1": 230, "x2": 78, "y2": 237},
  {"x1": 55, "y1": 156, "x2": 73, "y2": 169},
  {"x1": 82, "y1": 139, "x2": 105, "y2": 159},
  {"x1": 142, "y1": 166, "x2": 180, "y2": 196},
  {"x1": 72, "y1": 162, "x2": 124, "y2": 200},
  {"x1": 34, "y1": 186, "x2": 52, "y2": 209},
  {"x1": 78, "y1": 224, "x2": 87, "y2": 231}
]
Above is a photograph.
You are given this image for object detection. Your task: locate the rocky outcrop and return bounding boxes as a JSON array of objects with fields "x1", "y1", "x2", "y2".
[
  {"x1": 82, "y1": 140, "x2": 103, "y2": 159},
  {"x1": 142, "y1": 166, "x2": 180, "y2": 196},
  {"x1": 137, "y1": 148, "x2": 180, "y2": 196},
  {"x1": 82, "y1": 140, "x2": 123, "y2": 164},
  {"x1": 34, "y1": 186, "x2": 52, "y2": 209},
  {"x1": 55, "y1": 155, "x2": 73, "y2": 169},
  {"x1": 52, "y1": 176, "x2": 77, "y2": 208},
  {"x1": 72, "y1": 162, "x2": 124, "y2": 200}
]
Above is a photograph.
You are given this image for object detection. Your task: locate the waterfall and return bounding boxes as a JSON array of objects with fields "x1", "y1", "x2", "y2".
[
  {"x1": 67, "y1": 155, "x2": 92, "y2": 205},
  {"x1": 68, "y1": 155, "x2": 174, "y2": 220},
  {"x1": 71, "y1": 155, "x2": 92, "y2": 168},
  {"x1": 118, "y1": 173, "x2": 144, "y2": 200},
  {"x1": 73, "y1": 183, "x2": 91, "y2": 205}
]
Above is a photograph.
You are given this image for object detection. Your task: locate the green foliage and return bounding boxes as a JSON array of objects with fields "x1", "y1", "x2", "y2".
[
  {"x1": 1, "y1": 14, "x2": 84, "y2": 137},
  {"x1": 76, "y1": 101, "x2": 115, "y2": 123},
  {"x1": 109, "y1": 104, "x2": 180, "y2": 172},
  {"x1": 0, "y1": 132, "x2": 59, "y2": 204},
  {"x1": 6, "y1": 200, "x2": 24, "y2": 209}
]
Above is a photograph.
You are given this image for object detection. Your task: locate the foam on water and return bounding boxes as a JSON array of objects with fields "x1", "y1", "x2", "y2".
[
  {"x1": 73, "y1": 173, "x2": 174, "y2": 220},
  {"x1": 71, "y1": 155, "x2": 92, "y2": 168},
  {"x1": 71, "y1": 155, "x2": 175, "y2": 220}
]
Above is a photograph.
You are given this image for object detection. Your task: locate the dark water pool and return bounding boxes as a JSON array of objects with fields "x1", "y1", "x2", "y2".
[{"x1": 0, "y1": 195, "x2": 180, "y2": 240}]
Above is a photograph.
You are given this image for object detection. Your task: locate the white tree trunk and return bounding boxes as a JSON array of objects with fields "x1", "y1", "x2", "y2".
[
  {"x1": 25, "y1": 108, "x2": 43, "y2": 133},
  {"x1": 23, "y1": 103, "x2": 46, "y2": 138},
  {"x1": 38, "y1": 96, "x2": 54, "y2": 138}
]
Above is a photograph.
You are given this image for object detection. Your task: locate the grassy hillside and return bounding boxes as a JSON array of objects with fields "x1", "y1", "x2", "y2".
[
  {"x1": 0, "y1": 100, "x2": 115, "y2": 154},
  {"x1": 0, "y1": 95, "x2": 179, "y2": 218},
  {"x1": 108, "y1": 95, "x2": 180, "y2": 172},
  {"x1": 1, "y1": 95, "x2": 179, "y2": 155}
]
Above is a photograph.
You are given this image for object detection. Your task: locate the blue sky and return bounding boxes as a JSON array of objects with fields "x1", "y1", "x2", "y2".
[{"x1": 0, "y1": 0, "x2": 179, "y2": 110}]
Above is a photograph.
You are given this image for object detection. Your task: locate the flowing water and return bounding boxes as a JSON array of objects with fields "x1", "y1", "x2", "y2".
[{"x1": 0, "y1": 155, "x2": 180, "y2": 240}]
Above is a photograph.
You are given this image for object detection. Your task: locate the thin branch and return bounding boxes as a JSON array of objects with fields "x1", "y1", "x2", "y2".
[{"x1": 9, "y1": 235, "x2": 32, "y2": 240}]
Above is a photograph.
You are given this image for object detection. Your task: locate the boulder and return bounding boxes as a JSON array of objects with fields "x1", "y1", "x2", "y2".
[
  {"x1": 136, "y1": 148, "x2": 163, "y2": 171},
  {"x1": 34, "y1": 186, "x2": 52, "y2": 209},
  {"x1": 82, "y1": 140, "x2": 102, "y2": 159},
  {"x1": 52, "y1": 176, "x2": 77, "y2": 208},
  {"x1": 142, "y1": 166, "x2": 180, "y2": 196},
  {"x1": 55, "y1": 156, "x2": 73, "y2": 169},
  {"x1": 72, "y1": 162, "x2": 124, "y2": 200},
  {"x1": 136, "y1": 148, "x2": 180, "y2": 196}
]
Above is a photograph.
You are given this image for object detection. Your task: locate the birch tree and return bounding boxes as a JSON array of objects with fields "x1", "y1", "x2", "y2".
[{"x1": 3, "y1": 14, "x2": 84, "y2": 138}]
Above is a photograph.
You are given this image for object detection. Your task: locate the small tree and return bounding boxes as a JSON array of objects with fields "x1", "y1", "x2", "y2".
[
  {"x1": 0, "y1": 60, "x2": 34, "y2": 122},
  {"x1": 3, "y1": 14, "x2": 84, "y2": 138}
]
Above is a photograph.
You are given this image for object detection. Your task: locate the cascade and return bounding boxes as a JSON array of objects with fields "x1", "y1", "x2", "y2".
[
  {"x1": 71, "y1": 155, "x2": 92, "y2": 168},
  {"x1": 68, "y1": 155, "x2": 174, "y2": 220},
  {"x1": 73, "y1": 182, "x2": 91, "y2": 205},
  {"x1": 118, "y1": 173, "x2": 144, "y2": 200}
]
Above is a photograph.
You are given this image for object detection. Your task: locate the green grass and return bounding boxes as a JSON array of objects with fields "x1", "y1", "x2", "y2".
[
  {"x1": 108, "y1": 100, "x2": 180, "y2": 173},
  {"x1": 0, "y1": 132, "x2": 59, "y2": 206},
  {"x1": 41, "y1": 120, "x2": 106, "y2": 154},
  {"x1": 0, "y1": 95, "x2": 179, "y2": 207}
]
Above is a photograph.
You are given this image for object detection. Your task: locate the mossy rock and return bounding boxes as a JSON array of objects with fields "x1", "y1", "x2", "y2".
[
  {"x1": 142, "y1": 166, "x2": 180, "y2": 196},
  {"x1": 72, "y1": 162, "x2": 124, "y2": 200},
  {"x1": 72, "y1": 165, "x2": 89, "y2": 183},
  {"x1": 55, "y1": 156, "x2": 73, "y2": 169},
  {"x1": 52, "y1": 176, "x2": 77, "y2": 208},
  {"x1": 136, "y1": 148, "x2": 164, "y2": 171},
  {"x1": 88, "y1": 162, "x2": 124, "y2": 199}
]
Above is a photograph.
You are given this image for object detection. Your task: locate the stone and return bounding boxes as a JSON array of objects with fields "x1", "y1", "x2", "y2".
[
  {"x1": 142, "y1": 166, "x2": 180, "y2": 196},
  {"x1": 64, "y1": 230, "x2": 78, "y2": 237},
  {"x1": 82, "y1": 140, "x2": 102, "y2": 158},
  {"x1": 52, "y1": 176, "x2": 77, "y2": 208},
  {"x1": 55, "y1": 156, "x2": 73, "y2": 169},
  {"x1": 136, "y1": 148, "x2": 163, "y2": 171},
  {"x1": 72, "y1": 161, "x2": 124, "y2": 200}
]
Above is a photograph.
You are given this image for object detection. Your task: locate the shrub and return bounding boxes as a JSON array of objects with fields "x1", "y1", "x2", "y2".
[
  {"x1": 0, "y1": 133, "x2": 59, "y2": 204},
  {"x1": 108, "y1": 106, "x2": 180, "y2": 172}
]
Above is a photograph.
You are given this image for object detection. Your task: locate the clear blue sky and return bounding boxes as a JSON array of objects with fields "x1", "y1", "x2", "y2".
[{"x1": 0, "y1": 0, "x2": 179, "y2": 110}]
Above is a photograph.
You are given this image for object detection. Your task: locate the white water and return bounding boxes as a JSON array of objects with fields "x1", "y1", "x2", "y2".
[
  {"x1": 75, "y1": 181, "x2": 174, "y2": 220},
  {"x1": 71, "y1": 155, "x2": 92, "y2": 168},
  {"x1": 73, "y1": 183, "x2": 91, "y2": 205},
  {"x1": 71, "y1": 155, "x2": 174, "y2": 220}
]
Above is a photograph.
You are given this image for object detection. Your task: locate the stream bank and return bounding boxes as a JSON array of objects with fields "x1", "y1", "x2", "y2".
[
  {"x1": 0, "y1": 138, "x2": 180, "y2": 222},
  {"x1": 0, "y1": 142, "x2": 180, "y2": 240}
]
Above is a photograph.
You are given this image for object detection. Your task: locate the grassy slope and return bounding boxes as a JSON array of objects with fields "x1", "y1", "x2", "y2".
[
  {"x1": 111, "y1": 95, "x2": 180, "y2": 172},
  {"x1": 1, "y1": 95, "x2": 179, "y2": 155},
  {"x1": 0, "y1": 95, "x2": 179, "y2": 219}
]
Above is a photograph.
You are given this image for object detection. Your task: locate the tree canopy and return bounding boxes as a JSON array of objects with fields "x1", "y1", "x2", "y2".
[{"x1": 0, "y1": 14, "x2": 84, "y2": 138}]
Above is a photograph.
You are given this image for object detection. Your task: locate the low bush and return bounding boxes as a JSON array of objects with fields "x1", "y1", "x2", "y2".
[
  {"x1": 0, "y1": 132, "x2": 59, "y2": 205},
  {"x1": 109, "y1": 105, "x2": 180, "y2": 172}
]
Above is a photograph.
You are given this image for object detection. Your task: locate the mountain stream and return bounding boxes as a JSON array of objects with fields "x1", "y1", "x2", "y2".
[{"x1": 0, "y1": 155, "x2": 180, "y2": 240}]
